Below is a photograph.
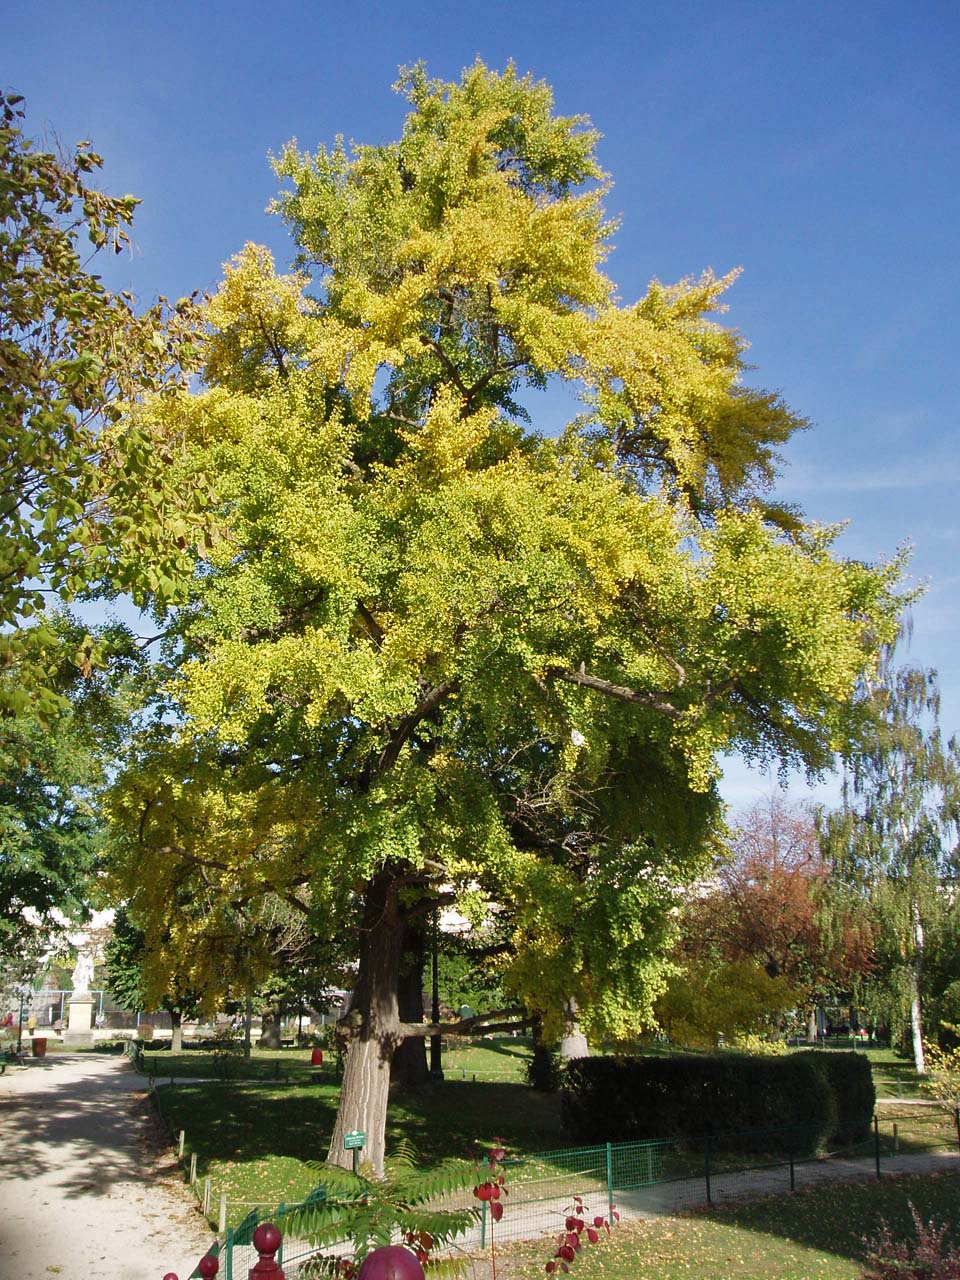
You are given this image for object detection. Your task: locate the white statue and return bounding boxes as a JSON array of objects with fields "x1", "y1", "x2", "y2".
[{"x1": 71, "y1": 952, "x2": 94, "y2": 996}]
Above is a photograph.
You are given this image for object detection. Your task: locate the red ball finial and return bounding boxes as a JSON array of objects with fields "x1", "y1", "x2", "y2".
[
  {"x1": 253, "y1": 1223, "x2": 281, "y2": 1254},
  {"x1": 249, "y1": 1223, "x2": 284, "y2": 1278},
  {"x1": 357, "y1": 1245, "x2": 426, "y2": 1280},
  {"x1": 199, "y1": 1254, "x2": 220, "y2": 1277},
  {"x1": 162, "y1": 1273, "x2": 178, "y2": 1280}
]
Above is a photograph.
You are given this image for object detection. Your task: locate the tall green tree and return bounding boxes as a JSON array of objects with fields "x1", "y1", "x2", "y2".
[
  {"x1": 823, "y1": 658, "x2": 960, "y2": 1072},
  {"x1": 0, "y1": 90, "x2": 207, "y2": 718},
  {"x1": 0, "y1": 614, "x2": 140, "y2": 966},
  {"x1": 107, "y1": 63, "x2": 903, "y2": 1172},
  {"x1": 103, "y1": 906, "x2": 205, "y2": 1051}
]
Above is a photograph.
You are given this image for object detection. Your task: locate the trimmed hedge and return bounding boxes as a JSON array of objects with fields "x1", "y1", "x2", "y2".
[
  {"x1": 562, "y1": 1052, "x2": 872, "y2": 1155},
  {"x1": 801, "y1": 1049, "x2": 875, "y2": 1144}
]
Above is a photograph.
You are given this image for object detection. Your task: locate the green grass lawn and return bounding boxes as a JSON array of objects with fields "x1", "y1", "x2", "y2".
[
  {"x1": 149, "y1": 1038, "x2": 954, "y2": 1230},
  {"x1": 154, "y1": 1074, "x2": 565, "y2": 1218},
  {"x1": 136, "y1": 1034, "x2": 533, "y2": 1083},
  {"x1": 139, "y1": 1045, "x2": 334, "y2": 1082},
  {"x1": 864, "y1": 1047, "x2": 925, "y2": 1100},
  {"x1": 441, "y1": 1035, "x2": 532, "y2": 1080},
  {"x1": 495, "y1": 1171, "x2": 960, "y2": 1280}
]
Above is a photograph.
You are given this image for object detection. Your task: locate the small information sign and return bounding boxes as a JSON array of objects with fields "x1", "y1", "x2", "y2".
[{"x1": 343, "y1": 1130, "x2": 366, "y2": 1151}]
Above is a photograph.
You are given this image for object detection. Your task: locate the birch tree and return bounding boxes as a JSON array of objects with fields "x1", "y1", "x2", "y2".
[{"x1": 823, "y1": 660, "x2": 960, "y2": 1073}]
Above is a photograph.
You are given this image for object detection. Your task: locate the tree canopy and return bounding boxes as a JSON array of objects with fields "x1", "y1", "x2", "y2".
[
  {"x1": 106, "y1": 62, "x2": 904, "y2": 1170},
  {"x1": 0, "y1": 614, "x2": 142, "y2": 971},
  {"x1": 0, "y1": 90, "x2": 207, "y2": 718}
]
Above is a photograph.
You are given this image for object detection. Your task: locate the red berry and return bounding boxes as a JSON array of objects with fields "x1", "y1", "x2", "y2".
[{"x1": 491, "y1": 1202, "x2": 504, "y2": 1222}]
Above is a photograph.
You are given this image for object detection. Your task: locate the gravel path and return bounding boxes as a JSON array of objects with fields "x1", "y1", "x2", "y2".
[{"x1": 0, "y1": 1053, "x2": 216, "y2": 1280}]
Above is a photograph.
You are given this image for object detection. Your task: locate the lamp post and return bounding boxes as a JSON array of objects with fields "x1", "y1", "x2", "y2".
[
  {"x1": 16, "y1": 989, "x2": 25, "y2": 1057},
  {"x1": 430, "y1": 908, "x2": 443, "y2": 1079}
]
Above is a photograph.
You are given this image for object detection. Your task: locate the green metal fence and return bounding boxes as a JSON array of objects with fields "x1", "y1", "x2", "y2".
[
  {"x1": 190, "y1": 1186, "x2": 334, "y2": 1280},
  {"x1": 187, "y1": 1112, "x2": 960, "y2": 1276}
]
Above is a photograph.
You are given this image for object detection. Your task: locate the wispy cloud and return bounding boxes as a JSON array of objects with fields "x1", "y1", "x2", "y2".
[{"x1": 779, "y1": 454, "x2": 960, "y2": 495}]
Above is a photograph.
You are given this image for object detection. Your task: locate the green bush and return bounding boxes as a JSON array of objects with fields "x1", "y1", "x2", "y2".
[
  {"x1": 526, "y1": 1044, "x2": 562, "y2": 1092},
  {"x1": 562, "y1": 1053, "x2": 838, "y2": 1154},
  {"x1": 802, "y1": 1050, "x2": 875, "y2": 1144}
]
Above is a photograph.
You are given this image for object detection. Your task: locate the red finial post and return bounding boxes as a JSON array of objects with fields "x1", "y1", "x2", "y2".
[
  {"x1": 163, "y1": 1250, "x2": 219, "y2": 1280},
  {"x1": 249, "y1": 1224, "x2": 285, "y2": 1279},
  {"x1": 357, "y1": 1245, "x2": 425, "y2": 1280}
]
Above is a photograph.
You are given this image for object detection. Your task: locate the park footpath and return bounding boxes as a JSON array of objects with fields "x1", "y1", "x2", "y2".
[{"x1": 0, "y1": 1052, "x2": 215, "y2": 1280}]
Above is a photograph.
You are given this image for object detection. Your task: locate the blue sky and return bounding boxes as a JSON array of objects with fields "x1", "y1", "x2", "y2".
[{"x1": 7, "y1": 0, "x2": 959, "y2": 812}]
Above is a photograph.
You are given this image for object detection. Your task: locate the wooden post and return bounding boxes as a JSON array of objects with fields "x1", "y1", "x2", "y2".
[
  {"x1": 178, "y1": 1130, "x2": 186, "y2": 1158},
  {"x1": 874, "y1": 1114, "x2": 881, "y2": 1180},
  {"x1": 219, "y1": 1192, "x2": 228, "y2": 1234},
  {"x1": 190, "y1": 1151, "x2": 198, "y2": 1184}
]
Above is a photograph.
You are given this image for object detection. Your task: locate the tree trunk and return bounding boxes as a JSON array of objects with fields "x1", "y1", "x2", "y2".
[
  {"x1": 910, "y1": 896, "x2": 926, "y2": 1075},
  {"x1": 559, "y1": 998, "x2": 589, "y2": 1061},
  {"x1": 391, "y1": 917, "x2": 429, "y2": 1091},
  {"x1": 328, "y1": 872, "x2": 405, "y2": 1174},
  {"x1": 806, "y1": 1007, "x2": 818, "y2": 1044},
  {"x1": 170, "y1": 1007, "x2": 183, "y2": 1053},
  {"x1": 260, "y1": 1006, "x2": 283, "y2": 1051},
  {"x1": 529, "y1": 1016, "x2": 557, "y2": 1091}
]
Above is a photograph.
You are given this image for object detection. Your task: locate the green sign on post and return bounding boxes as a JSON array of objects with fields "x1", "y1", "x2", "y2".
[{"x1": 344, "y1": 1129, "x2": 365, "y2": 1173}]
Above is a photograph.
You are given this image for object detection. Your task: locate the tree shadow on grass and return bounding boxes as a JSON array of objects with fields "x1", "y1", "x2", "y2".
[
  {"x1": 445, "y1": 1035, "x2": 533, "y2": 1063},
  {"x1": 388, "y1": 1080, "x2": 563, "y2": 1165},
  {"x1": 687, "y1": 1169, "x2": 960, "y2": 1273},
  {"x1": 873, "y1": 1058, "x2": 924, "y2": 1098}
]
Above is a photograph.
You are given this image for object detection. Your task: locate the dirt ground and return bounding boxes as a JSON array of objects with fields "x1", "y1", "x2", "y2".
[{"x1": 0, "y1": 1052, "x2": 216, "y2": 1280}]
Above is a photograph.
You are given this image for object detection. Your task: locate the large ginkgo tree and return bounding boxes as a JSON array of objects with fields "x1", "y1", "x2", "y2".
[{"x1": 107, "y1": 62, "x2": 903, "y2": 1172}]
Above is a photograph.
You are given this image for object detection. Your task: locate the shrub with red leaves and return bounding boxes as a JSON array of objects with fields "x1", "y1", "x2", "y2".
[
  {"x1": 862, "y1": 1203, "x2": 960, "y2": 1279},
  {"x1": 544, "y1": 1197, "x2": 618, "y2": 1274}
]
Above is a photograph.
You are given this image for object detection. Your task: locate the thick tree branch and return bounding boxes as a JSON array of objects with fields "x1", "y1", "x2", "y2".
[
  {"x1": 398, "y1": 1006, "x2": 530, "y2": 1038},
  {"x1": 547, "y1": 666, "x2": 682, "y2": 719},
  {"x1": 356, "y1": 599, "x2": 384, "y2": 647},
  {"x1": 372, "y1": 677, "x2": 460, "y2": 780}
]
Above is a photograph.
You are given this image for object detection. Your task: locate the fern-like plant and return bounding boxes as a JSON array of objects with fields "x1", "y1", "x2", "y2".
[{"x1": 288, "y1": 1142, "x2": 480, "y2": 1279}]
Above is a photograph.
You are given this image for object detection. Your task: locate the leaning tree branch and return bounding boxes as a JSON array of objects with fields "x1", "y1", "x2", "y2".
[
  {"x1": 547, "y1": 666, "x2": 682, "y2": 719},
  {"x1": 398, "y1": 1006, "x2": 530, "y2": 1039},
  {"x1": 372, "y1": 677, "x2": 460, "y2": 780}
]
